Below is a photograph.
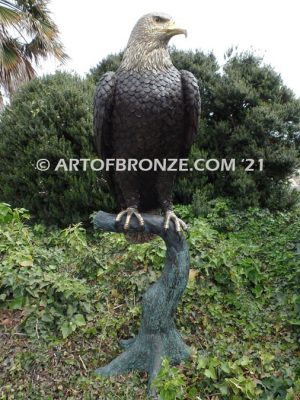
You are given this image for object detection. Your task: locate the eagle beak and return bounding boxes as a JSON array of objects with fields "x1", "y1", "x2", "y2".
[{"x1": 165, "y1": 22, "x2": 187, "y2": 38}]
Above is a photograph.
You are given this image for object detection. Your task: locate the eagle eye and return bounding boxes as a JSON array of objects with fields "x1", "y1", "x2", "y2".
[{"x1": 153, "y1": 16, "x2": 167, "y2": 23}]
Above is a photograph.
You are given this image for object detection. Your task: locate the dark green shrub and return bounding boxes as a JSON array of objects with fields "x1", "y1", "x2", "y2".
[
  {"x1": 172, "y1": 49, "x2": 300, "y2": 209},
  {"x1": 0, "y1": 72, "x2": 114, "y2": 226}
]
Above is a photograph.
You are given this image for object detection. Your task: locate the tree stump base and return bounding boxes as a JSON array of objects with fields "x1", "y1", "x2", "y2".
[{"x1": 93, "y1": 211, "x2": 190, "y2": 396}]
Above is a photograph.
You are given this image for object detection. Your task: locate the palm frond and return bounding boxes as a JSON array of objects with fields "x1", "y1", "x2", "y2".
[
  {"x1": 0, "y1": 0, "x2": 68, "y2": 96},
  {"x1": 0, "y1": 4, "x2": 21, "y2": 25},
  {"x1": 0, "y1": 0, "x2": 21, "y2": 11},
  {"x1": 0, "y1": 31, "x2": 35, "y2": 93}
]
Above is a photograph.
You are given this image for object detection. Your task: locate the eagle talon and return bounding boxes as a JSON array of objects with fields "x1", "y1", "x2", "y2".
[
  {"x1": 163, "y1": 210, "x2": 188, "y2": 233},
  {"x1": 115, "y1": 207, "x2": 144, "y2": 231}
]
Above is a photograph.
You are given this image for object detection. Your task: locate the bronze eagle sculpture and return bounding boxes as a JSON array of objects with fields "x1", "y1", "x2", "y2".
[{"x1": 93, "y1": 12, "x2": 200, "y2": 237}]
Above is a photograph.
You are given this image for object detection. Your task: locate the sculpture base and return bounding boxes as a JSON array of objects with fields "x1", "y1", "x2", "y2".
[
  {"x1": 95, "y1": 328, "x2": 190, "y2": 391},
  {"x1": 93, "y1": 211, "x2": 190, "y2": 397}
]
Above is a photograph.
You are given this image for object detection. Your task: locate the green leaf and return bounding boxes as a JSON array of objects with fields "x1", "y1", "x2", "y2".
[
  {"x1": 238, "y1": 356, "x2": 251, "y2": 366},
  {"x1": 220, "y1": 362, "x2": 231, "y2": 373},
  {"x1": 9, "y1": 296, "x2": 26, "y2": 310},
  {"x1": 204, "y1": 367, "x2": 217, "y2": 380},
  {"x1": 217, "y1": 384, "x2": 229, "y2": 395},
  {"x1": 288, "y1": 319, "x2": 300, "y2": 326},
  {"x1": 0, "y1": 293, "x2": 7, "y2": 301},
  {"x1": 197, "y1": 355, "x2": 207, "y2": 369},
  {"x1": 61, "y1": 322, "x2": 72, "y2": 339},
  {"x1": 19, "y1": 259, "x2": 33, "y2": 267},
  {"x1": 260, "y1": 352, "x2": 275, "y2": 365},
  {"x1": 73, "y1": 314, "x2": 86, "y2": 327}
]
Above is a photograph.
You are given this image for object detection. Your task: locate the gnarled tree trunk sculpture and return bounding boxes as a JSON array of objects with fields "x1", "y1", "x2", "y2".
[{"x1": 93, "y1": 211, "x2": 190, "y2": 396}]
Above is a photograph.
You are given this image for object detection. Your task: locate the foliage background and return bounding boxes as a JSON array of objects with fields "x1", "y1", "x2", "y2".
[
  {"x1": 0, "y1": 202, "x2": 299, "y2": 399},
  {"x1": 0, "y1": 72, "x2": 113, "y2": 226}
]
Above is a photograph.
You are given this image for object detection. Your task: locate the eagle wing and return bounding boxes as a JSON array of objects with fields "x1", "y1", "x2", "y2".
[
  {"x1": 93, "y1": 72, "x2": 125, "y2": 207},
  {"x1": 93, "y1": 71, "x2": 116, "y2": 159},
  {"x1": 180, "y1": 70, "x2": 201, "y2": 157}
]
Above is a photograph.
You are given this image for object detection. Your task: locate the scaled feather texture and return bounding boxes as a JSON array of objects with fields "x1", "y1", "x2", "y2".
[{"x1": 93, "y1": 12, "x2": 201, "y2": 238}]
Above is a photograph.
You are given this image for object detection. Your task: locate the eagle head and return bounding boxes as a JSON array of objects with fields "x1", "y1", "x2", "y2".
[
  {"x1": 130, "y1": 12, "x2": 187, "y2": 46},
  {"x1": 121, "y1": 13, "x2": 187, "y2": 71}
]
